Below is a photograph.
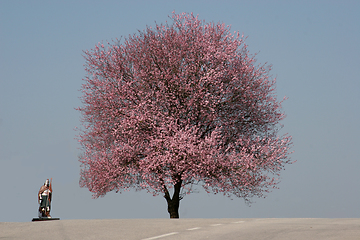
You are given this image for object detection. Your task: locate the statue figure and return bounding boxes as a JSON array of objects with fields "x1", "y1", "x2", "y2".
[{"x1": 38, "y1": 179, "x2": 52, "y2": 218}]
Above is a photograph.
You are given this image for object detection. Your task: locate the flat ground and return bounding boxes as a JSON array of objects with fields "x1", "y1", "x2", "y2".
[{"x1": 1, "y1": 218, "x2": 359, "y2": 240}]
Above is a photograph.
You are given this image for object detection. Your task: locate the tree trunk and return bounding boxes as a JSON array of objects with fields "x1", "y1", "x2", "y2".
[{"x1": 163, "y1": 179, "x2": 182, "y2": 218}]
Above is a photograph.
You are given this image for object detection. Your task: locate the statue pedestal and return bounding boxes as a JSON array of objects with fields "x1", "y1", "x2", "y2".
[{"x1": 32, "y1": 217, "x2": 60, "y2": 221}]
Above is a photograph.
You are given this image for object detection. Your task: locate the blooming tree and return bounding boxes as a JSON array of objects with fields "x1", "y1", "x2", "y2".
[{"x1": 77, "y1": 12, "x2": 293, "y2": 218}]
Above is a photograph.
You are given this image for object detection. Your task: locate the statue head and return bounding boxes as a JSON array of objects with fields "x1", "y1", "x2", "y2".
[{"x1": 45, "y1": 179, "x2": 49, "y2": 186}]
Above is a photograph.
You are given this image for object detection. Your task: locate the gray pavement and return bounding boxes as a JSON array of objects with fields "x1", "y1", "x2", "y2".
[{"x1": 1, "y1": 218, "x2": 359, "y2": 240}]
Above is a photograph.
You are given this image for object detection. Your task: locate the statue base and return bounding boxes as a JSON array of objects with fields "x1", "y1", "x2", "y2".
[{"x1": 32, "y1": 217, "x2": 60, "y2": 221}]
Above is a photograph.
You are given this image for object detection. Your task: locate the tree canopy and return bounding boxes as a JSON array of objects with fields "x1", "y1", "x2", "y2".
[{"x1": 77, "y1": 12, "x2": 292, "y2": 218}]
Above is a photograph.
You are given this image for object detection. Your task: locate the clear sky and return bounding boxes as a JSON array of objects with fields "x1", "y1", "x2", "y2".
[{"x1": 1, "y1": 0, "x2": 359, "y2": 222}]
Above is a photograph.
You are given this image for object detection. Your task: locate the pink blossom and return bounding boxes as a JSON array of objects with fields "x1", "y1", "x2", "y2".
[{"x1": 77, "y1": 12, "x2": 293, "y2": 218}]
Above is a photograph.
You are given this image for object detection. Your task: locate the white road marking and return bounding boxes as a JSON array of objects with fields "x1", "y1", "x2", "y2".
[
  {"x1": 210, "y1": 223, "x2": 223, "y2": 226},
  {"x1": 142, "y1": 232, "x2": 179, "y2": 240},
  {"x1": 187, "y1": 227, "x2": 201, "y2": 231},
  {"x1": 232, "y1": 221, "x2": 245, "y2": 224}
]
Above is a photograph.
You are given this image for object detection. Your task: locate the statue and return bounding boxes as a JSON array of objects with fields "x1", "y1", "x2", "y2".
[
  {"x1": 32, "y1": 178, "x2": 60, "y2": 221},
  {"x1": 38, "y1": 179, "x2": 52, "y2": 218}
]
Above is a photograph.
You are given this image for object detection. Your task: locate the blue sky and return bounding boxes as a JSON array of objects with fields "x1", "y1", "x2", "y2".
[{"x1": 1, "y1": 0, "x2": 359, "y2": 222}]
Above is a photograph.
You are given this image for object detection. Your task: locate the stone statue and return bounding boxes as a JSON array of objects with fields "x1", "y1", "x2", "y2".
[{"x1": 38, "y1": 179, "x2": 52, "y2": 218}]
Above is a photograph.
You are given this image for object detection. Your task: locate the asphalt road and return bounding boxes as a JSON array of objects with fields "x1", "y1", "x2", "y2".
[{"x1": 1, "y1": 218, "x2": 359, "y2": 240}]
